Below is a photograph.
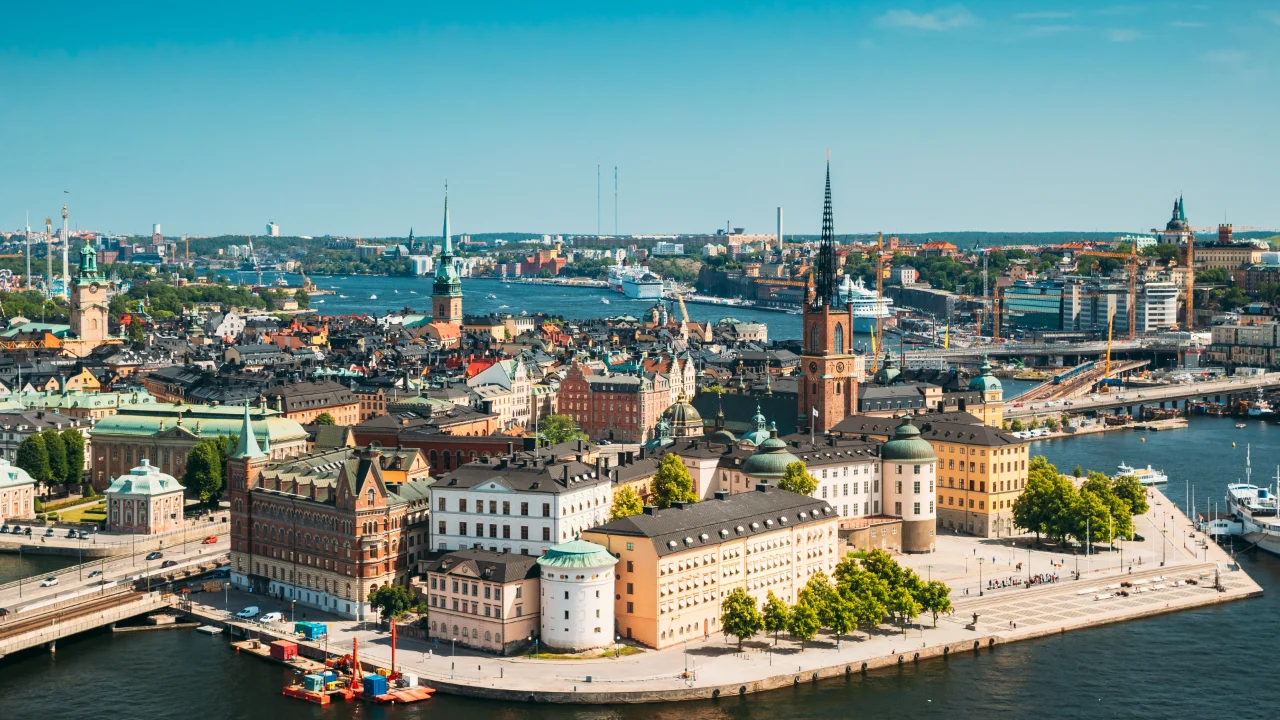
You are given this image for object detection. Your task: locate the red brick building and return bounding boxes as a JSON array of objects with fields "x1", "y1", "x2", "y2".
[
  {"x1": 799, "y1": 163, "x2": 859, "y2": 435},
  {"x1": 557, "y1": 364, "x2": 667, "y2": 443}
]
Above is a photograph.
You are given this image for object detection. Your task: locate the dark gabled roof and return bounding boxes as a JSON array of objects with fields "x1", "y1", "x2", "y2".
[
  {"x1": 436, "y1": 455, "x2": 607, "y2": 494},
  {"x1": 831, "y1": 412, "x2": 1022, "y2": 447},
  {"x1": 589, "y1": 487, "x2": 834, "y2": 557},
  {"x1": 422, "y1": 548, "x2": 541, "y2": 584}
]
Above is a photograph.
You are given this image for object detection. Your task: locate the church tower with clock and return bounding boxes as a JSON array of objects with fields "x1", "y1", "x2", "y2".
[
  {"x1": 70, "y1": 241, "x2": 109, "y2": 346},
  {"x1": 799, "y1": 160, "x2": 859, "y2": 435}
]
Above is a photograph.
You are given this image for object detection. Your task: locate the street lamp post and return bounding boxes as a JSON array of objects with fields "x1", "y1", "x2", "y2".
[
  {"x1": 18, "y1": 545, "x2": 23, "y2": 598},
  {"x1": 978, "y1": 557, "x2": 984, "y2": 596}
]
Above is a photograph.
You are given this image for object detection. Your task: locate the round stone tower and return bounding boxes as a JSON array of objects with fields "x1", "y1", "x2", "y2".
[
  {"x1": 537, "y1": 539, "x2": 618, "y2": 652},
  {"x1": 880, "y1": 417, "x2": 937, "y2": 553}
]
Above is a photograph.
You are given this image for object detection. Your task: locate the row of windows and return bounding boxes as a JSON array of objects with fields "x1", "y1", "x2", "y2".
[
  {"x1": 438, "y1": 521, "x2": 553, "y2": 542},
  {"x1": 437, "y1": 498, "x2": 552, "y2": 516}
]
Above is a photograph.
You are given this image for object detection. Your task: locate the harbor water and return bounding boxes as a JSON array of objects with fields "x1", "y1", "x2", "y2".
[{"x1": 3, "y1": 416, "x2": 1276, "y2": 719}]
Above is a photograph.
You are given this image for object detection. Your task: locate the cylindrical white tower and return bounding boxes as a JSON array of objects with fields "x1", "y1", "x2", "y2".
[
  {"x1": 776, "y1": 206, "x2": 783, "y2": 253},
  {"x1": 537, "y1": 539, "x2": 617, "y2": 652},
  {"x1": 880, "y1": 417, "x2": 938, "y2": 553}
]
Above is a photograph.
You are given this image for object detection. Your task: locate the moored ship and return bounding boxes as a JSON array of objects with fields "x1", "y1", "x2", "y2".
[
  {"x1": 1225, "y1": 446, "x2": 1280, "y2": 556},
  {"x1": 609, "y1": 262, "x2": 664, "y2": 299},
  {"x1": 837, "y1": 275, "x2": 893, "y2": 333}
]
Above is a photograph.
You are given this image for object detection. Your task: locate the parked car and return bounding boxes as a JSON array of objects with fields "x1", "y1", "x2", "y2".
[
  {"x1": 66, "y1": 529, "x2": 79, "y2": 538},
  {"x1": 0, "y1": 607, "x2": 9, "y2": 617},
  {"x1": 88, "y1": 570, "x2": 103, "y2": 578},
  {"x1": 202, "y1": 536, "x2": 219, "y2": 544},
  {"x1": 23, "y1": 527, "x2": 31, "y2": 536},
  {"x1": 40, "y1": 577, "x2": 59, "y2": 587},
  {"x1": 235, "y1": 606, "x2": 260, "y2": 619},
  {"x1": 258, "y1": 611, "x2": 284, "y2": 624},
  {"x1": 161, "y1": 560, "x2": 178, "y2": 568},
  {"x1": 44, "y1": 527, "x2": 55, "y2": 537},
  {"x1": 1132, "y1": 534, "x2": 1146, "y2": 542},
  {"x1": 1, "y1": 525, "x2": 9, "y2": 534},
  {"x1": 146, "y1": 551, "x2": 164, "y2": 561}
]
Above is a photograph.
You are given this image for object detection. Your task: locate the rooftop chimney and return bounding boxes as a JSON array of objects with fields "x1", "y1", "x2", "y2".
[
  {"x1": 713, "y1": 490, "x2": 729, "y2": 501},
  {"x1": 642, "y1": 505, "x2": 658, "y2": 516}
]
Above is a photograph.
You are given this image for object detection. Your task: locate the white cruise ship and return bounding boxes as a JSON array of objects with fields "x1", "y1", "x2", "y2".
[
  {"x1": 609, "y1": 263, "x2": 664, "y2": 300},
  {"x1": 1114, "y1": 462, "x2": 1168, "y2": 486},
  {"x1": 1225, "y1": 446, "x2": 1280, "y2": 556},
  {"x1": 837, "y1": 275, "x2": 893, "y2": 333}
]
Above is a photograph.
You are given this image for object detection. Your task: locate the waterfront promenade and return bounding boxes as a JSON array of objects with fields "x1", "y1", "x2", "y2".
[{"x1": 182, "y1": 487, "x2": 1260, "y2": 703}]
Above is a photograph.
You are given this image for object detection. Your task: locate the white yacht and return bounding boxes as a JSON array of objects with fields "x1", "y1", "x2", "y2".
[
  {"x1": 609, "y1": 262, "x2": 665, "y2": 300},
  {"x1": 836, "y1": 275, "x2": 893, "y2": 333},
  {"x1": 1114, "y1": 462, "x2": 1168, "y2": 485},
  {"x1": 1225, "y1": 446, "x2": 1280, "y2": 556}
]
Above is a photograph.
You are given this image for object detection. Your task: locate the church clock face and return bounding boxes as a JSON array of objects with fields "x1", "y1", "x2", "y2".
[
  {"x1": 836, "y1": 362, "x2": 845, "y2": 373},
  {"x1": 808, "y1": 361, "x2": 818, "y2": 374}
]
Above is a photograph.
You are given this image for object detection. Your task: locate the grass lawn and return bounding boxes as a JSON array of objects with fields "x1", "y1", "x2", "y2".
[
  {"x1": 59, "y1": 502, "x2": 106, "y2": 524},
  {"x1": 527, "y1": 645, "x2": 645, "y2": 660}
]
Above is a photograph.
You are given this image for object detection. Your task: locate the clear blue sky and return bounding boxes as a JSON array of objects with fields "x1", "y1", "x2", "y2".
[{"x1": 2, "y1": 1, "x2": 1276, "y2": 238}]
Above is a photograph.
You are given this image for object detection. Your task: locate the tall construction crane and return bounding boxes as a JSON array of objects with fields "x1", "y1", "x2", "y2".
[
  {"x1": 247, "y1": 235, "x2": 263, "y2": 287},
  {"x1": 871, "y1": 232, "x2": 886, "y2": 373},
  {"x1": 676, "y1": 293, "x2": 691, "y2": 341},
  {"x1": 1078, "y1": 243, "x2": 1142, "y2": 341},
  {"x1": 1183, "y1": 235, "x2": 1195, "y2": 330}
]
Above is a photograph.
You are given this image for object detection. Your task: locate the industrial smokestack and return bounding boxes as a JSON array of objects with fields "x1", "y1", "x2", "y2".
[{"x1": 777, "y1": 207, "x2": 784, "y2": 252}]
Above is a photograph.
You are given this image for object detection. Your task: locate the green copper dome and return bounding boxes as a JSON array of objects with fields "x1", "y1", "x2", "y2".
[
  {"x1": 873, "y1": 353, "x2": 900, "y2": 384},
  {"x1": 968, "y1": 356, "x2": 1002, "y2": 394},
  {"x1": 537, "y1": 539, "x2": 617, "y2": 570},
  {"x1": 741, "y1": 405, "x2": 770, "y2": 447},
  {"x1": 881, "y1": 417, "x2": 936, "y2": 462},
  {"x1": 742, "y1": 423, "x2": 800, "y2": 481}
]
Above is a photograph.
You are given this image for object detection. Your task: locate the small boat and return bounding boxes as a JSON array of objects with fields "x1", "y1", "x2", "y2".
[
  {"x1": 393, "y1": 289, "x2": 399, "y2": 294},
  {"x1": 487, "y1": 293, "x2": 498, "y2": 299},
  {"x1": 1237, "y1": 423, "x2": 1248, "y2": 429},
  {"x1": 601, "y1": 298, "x2": 610, "y2": 305},
  {"x1": 504, "y1": 284, "x2": 511, "y2": 288},
  {"x1": 315, "y1": 300, "x2": 324, "y2": 305},
  {"x1": 409, "y1": 290, "x2": 417, "y2": 294},
  {"x1": 339, "y1": 295, "x2": 348, "y2": 298},
  {"x1": 370, "y1": 294, "x2": 377, "y2": 300},
  {"x1": 498, "y1": 304, "x2": 509, "y2": 309},
  {"x1": 1114, "y1": 462, "x2": 1168, "y2": 485},
  {"x1": 195, "y1": 625, "x2": 223, "y2": 635},
  {"x1": 520, "y1": 310, "x2": 528, "y2": 316}
]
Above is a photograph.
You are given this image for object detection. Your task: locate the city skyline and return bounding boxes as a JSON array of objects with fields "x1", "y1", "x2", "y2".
[{"x1": 2, "y1": 1, "x2": 1277, "y2": 237}]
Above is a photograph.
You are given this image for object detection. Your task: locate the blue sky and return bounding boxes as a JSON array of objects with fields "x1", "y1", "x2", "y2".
[{"x1": 1, "y1": 1, "x2": 1276, "y2": 237}]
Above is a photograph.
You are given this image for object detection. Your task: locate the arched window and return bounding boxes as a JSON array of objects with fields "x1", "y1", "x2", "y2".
[
  {"x1": 834, "y1": 323, "x2": 844, "y2": 354},
  {"x1": 809, "y1": 323, "x2": 819, "y2": 353},
  {"x1": 367, "y1": 489, "x2": 375, "y2": 505}
]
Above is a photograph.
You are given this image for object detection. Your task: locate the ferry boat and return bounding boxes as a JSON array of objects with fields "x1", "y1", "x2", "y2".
[
  {"x1": 1245, "y1": 388, "x2": 1274, "y2": 417},
  {"x1": 1225, "y1": 446, "x2": 1280, "y2": 556},
  {"x1": 836, "y1": 275, "x2": 894, "y2": 333},
  {"x1": 1114, "y1": 462, "x2": 1168, "y2": 485},
  {"x1": 609, "y1": 262, "x2": 664, "y2": 300}
]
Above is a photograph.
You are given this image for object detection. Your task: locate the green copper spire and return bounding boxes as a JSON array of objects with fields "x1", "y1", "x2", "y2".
[
  {"x1": 433, "y1": 183, "x2": 462, "y2": 298},
  {"x1": 231, "y1": 402, "x2": 265, "y2": 459}
]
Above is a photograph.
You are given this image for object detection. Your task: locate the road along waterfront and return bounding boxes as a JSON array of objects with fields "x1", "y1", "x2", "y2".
[{"x1": 0, "y1": 418, "x2": 1274, "y2": 718}]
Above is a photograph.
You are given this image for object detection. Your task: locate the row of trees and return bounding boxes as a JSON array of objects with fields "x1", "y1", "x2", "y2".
[
  {"x1": 16, "y1": 429, "x2": 86, "y2": 490},
  {"x1": 1013, "y1": 457, "x2": 1149, "y2": 547},
  {"x1": 608, "y1": 459, "x2": 821, "y2": 523},
  {"x1": 720, "y1": 549, "x2": 952, "y2": 650}
]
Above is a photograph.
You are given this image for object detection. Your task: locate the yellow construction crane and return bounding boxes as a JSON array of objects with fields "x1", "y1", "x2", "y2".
[
  {"x1": 870, "y1": 232, "x2": 886, "y2": 373},
  {"x1": 1105, "y1": 307, "x2": 1115, "y2": 378},
  {"x1": 676, "y1": 293, "x2": 691, "y2": 340},
  {"x1": 1078, "y1": 243, "x2": 1142, "y2": 341}
]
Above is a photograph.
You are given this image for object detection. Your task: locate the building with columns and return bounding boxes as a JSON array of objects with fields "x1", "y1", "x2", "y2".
[
  {"x1": 0, "y1": 458, "x2": 37, "y2": 524},
  {"x1": 105, "y1": 460, "x2": 186, "y2": 535}
]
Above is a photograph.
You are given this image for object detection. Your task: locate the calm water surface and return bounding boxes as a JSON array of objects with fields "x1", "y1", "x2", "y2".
[{"x1": 2, "y1": 416, "x2": 1275, "y2": 719}]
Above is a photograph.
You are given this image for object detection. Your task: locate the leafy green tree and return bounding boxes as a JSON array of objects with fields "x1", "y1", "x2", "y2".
[
  {"x1": 184, "y1": 439, "x2": 225, "y2": 506},
  {"x1": 1014, "y1": 456, "x2": 1078, "y2": 542},
  {"x1": 778, "y1": 461, "x2": 818, "y2": 496},
  {"x1": 787, "y1": 597, "x2": 821, "y2": 649},
  {"x1": 368, "y1": 584, "x2": 415, "y2": 621},
  {"x1": 294, "y1": 288, "x2": 310, "y2": 309},
  {"x1": 888, "y1": 585, "x2": 921, "y2": 628},
  {"x1": 719, "y1": 587, "x2": 763, "y2": 650},
  {"x1": 761, "y1": 591, "x2": 791, "y2": 645},
  {"x1": 798, "y1": 571, "x2": 837, "y2": 627},
  {"x1": 41, "y1": 429, "x2": 68, "y2": 489},
  {"x1": 827, "y1": 593, "x2": 857, "y2": 645},
  {"x1": 609, "y1": 486, "x2": 644, "y2": 520},
  {"x1": 127, "y1": 319, "x2": 146, "y2": 344},
  {"x1": 313, "y1": 412, "x2": 336, "y2": 426},
  {"x1": 60, "y1": 429, "x2": 85, "y2": 487},
  {"x1": 1111, "y1": 474, "x2": 1149, "y2": 515},
  {"x1": 1073, "y1": 464, "x2": 1084, "y2": 478},
  {"x1": 915, "y1": 581, "x2": 953, "y2": 627},
  {"x1": 1009, "y1": 419, "x2": 1024, "y2": 432},
  {"x1": 651, "y1": 454, "x2": 698, "y2": 508},
  {"x1": 1072, "y1": 487, "x2": 1113, "y2": 548},
  {"x1": 17, "y1": 434, "x2": 51, "y2": 485},
  {"x1": 540, "y1": 414, "x2": 588, "y2": 445}
]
